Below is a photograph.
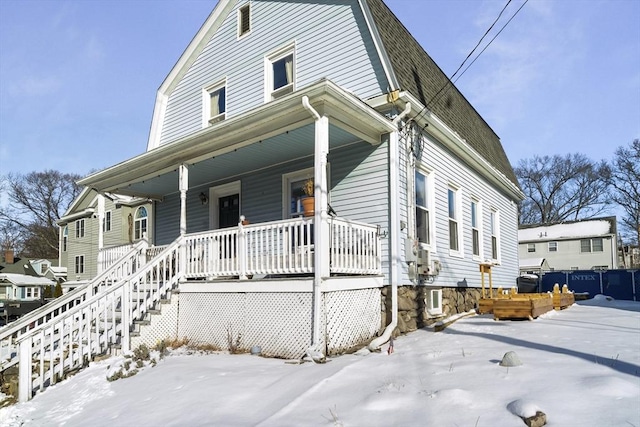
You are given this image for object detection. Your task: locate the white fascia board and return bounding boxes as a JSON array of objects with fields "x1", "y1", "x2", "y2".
[
  {"x1": 61, "y1": 187, "x2": 96, "y2": 219},
  {"x1": 57, "y1": 208, "x2": 96, "y2": 225},
  {"x1": 147, "y1": 0, "x2": 236, "y2": 151},
  {"x1": 397, "y1": 92, "x2": 524, "y2": 202},
  {"x1": 80, "y1": 79, "x2": 395, "y2": 193},
  {"x1": 358, "y1": 0, "x2": 399, "y2": 93}
]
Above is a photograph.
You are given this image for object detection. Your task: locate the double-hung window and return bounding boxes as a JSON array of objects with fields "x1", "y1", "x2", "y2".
[
  {"x1": 204, "y1": 81, "x2": 226, "y2": 126},
  {"x1": 471, "y1": 199, "x2": 482, "y2": 258},
  {"x1": 490, "y1": 209, "x2": 500, "y2": 261},
  {"x1": 75, "y1": 255, "x2": 84, "y2": 274},
  {"x1": 62, "y1": 226, "x2": 68, "y2": 252},
  {"x1": 75, "y1": 219, "x2": 85, "y2": 238},
  {"x1": 581, "y1": 238, "x2": 603, "y2": 252},
  {"x1": 548, "y1": 241, "x2": 558, "y2": 252},
  {"x1": 448, "y1": 187, "x2": 462, "y2": 255},
  {"x1": 415, "y1": 170, "x2": 433, "y2": 246},
  {"x1": 103, "y1": 210, "x2": 112, "y2": 232},
  {"x1": 266, "y1": 44, "x2": 295, "y2": 101},
  {"x1": 527, "y1": 243, "x2": 535, "y2": 253}
]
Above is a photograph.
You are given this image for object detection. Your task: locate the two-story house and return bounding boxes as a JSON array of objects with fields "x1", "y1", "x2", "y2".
[
  {"x1": 57, "y1": 188, "x2": 153, "y2": 290},
  {"x1": 518, "y1": 216, "x2": 618, "y2": 271},
  {"x1": 74, "y1": 0, "x2": 522, "y2": 358}
]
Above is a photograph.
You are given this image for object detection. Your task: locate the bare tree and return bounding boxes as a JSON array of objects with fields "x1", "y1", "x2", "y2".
[
  {"x1": 609, "y1": 139, "x2": 640, "y2": 245},
  {"x1": 0, "y1": 170, "x2": 81, "y2": 258},
  {"x1": 515, "y1": 153, "x2": 611, "y2": 225}
]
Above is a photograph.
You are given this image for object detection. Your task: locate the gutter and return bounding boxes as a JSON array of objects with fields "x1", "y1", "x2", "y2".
[{"x1": 368, "y1": 103, "x2": 411, "y2": 351}]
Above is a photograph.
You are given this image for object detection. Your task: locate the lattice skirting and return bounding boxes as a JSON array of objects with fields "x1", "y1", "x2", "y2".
[
  {"x1": 324, "y1": 288, "x2": 381, "y2": 355},
  {"x1": 133, "y1": 288, "x2": 381, "y2": 359}
]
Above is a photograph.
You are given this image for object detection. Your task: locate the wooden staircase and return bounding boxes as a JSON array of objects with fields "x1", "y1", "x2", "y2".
[{"x1": 0, "y1": 237, "x2": 184, "y2": 402}]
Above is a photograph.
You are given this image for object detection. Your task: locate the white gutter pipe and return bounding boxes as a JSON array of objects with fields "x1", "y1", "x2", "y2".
[
  {"x1": 369, "y1": 102, "x2": 411, "y2": 351},
  {"x1": 302, "y1": 96, "x2": 327, "y2": 361}
]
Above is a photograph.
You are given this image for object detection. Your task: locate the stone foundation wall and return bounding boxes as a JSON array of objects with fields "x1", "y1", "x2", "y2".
[{"x1": 380, "y1": 286, "x2": 483, "y2": 334}]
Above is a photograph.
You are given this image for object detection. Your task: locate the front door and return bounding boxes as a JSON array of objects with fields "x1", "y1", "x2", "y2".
[{"x1": 218, "y1": 193, "x2": 239, "y2": 229}]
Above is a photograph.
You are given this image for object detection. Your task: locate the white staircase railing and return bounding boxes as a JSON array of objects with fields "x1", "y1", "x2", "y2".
[
  {"x1": 15, "y1": 237, "x2": 182, "y2": 402},
  {"x1": 0, "y1": 239, "x2": 150, "y2": 371}
]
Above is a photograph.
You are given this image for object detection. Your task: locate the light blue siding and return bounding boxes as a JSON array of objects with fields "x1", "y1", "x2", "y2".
[
  {"x1": 402, "y1": 131, "x2": 520, "y2": 288},
  {"x1": 159, "y1": 0, "x2": 388, "y2": 146}
]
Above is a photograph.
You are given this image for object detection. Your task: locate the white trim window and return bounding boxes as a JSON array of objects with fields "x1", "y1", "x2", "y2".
[
  {"x1": 75, "y1": 219, "x2": 85, "y2": 238},
  {"x1": 103, "y1": 210, "x2": 112, "y2": 232},
  {"x1": 581, "y1": 238, "x2": 603, "y2": 253},
  {"x1": 63, "y1": 226, "x2": 68, "y2": 252},
  {"x1": 471, "y1": 199, "x2": 482, "y2": 259},
  {"x1": 490, "y1": 209, "x2": 500, "y2": 262},
  {"x1": 283, "y1": 167, "x2": 314, "y2": 219},
  {"x1": 25, "y1": 287, "x2": 40, "y2": 299},
  {"x1": 415, "y1": 170, "x2": 434, "y2": 247},
  {"x1": 548, "y1": 241, "x2": 558, "y2": 252},
  {"x1": 447, "y1": 186, "x2": 463, "y2": 256},
  {"x1": 134, "y1": 207, "x2": 148, "y2": 240},
  {"x1": 237, "y1": 3, "x2": 251, "y2": 39},
  {"x1": 75, "y1": 255, "x2": 84, "y2": 274},
  {"x1": 426, "y1": 288, "x2": 442, "y2": 316},
  {"x1": 527, "y1": 243, "x2": 535, "y2": 253},
  {"x1": 203, "y1": 80, "x2": 226, "y2": 126},
  {"x1": 265, "y1": 43, "x2": 295, "y2": 101}
]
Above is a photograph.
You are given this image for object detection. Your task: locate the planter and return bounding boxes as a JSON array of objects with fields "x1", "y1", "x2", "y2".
[{"x1": 301, "y1": 197, "x2": 314, "y2": 217}]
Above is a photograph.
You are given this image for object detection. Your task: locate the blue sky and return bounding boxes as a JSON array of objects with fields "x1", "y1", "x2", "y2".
[{"x1": 1, "y1": 0, "x2": 638, "y2": 180}]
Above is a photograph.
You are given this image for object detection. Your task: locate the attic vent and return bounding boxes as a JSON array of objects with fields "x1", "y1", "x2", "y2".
[{"x1": 238, "y1": 4, "x2": 251, "y2": 37}]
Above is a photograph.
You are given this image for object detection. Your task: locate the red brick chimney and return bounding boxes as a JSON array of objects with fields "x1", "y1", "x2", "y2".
[{"x1": 4, "y1": 249, "x2": 14, "y2": 264}]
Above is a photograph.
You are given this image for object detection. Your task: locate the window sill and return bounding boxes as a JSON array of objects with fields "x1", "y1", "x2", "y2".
[{"x1": 271, "y1": 84, "x2": 294, "y2": 100}]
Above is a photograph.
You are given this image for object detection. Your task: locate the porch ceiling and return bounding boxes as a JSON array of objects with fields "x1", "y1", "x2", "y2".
[
  {"x1": 79, "y1": 79, "x2": 395, "y2": 198},
  {"x1": 111, "y1": 124, "x2": 360, "y2": 197}
]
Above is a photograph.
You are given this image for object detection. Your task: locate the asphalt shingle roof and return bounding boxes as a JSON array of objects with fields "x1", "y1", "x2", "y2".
[{"x1": 367, "y1": 0, "x2": 519, "y2": 185}]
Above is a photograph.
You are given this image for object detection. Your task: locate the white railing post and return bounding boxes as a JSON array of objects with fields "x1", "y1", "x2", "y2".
[
  {"x1": 239, "y1": 216, "x2": 247, "y2": 279},
  {"x1": 18, "y1": 336, "x2": 32, "y2": 402},
  {"x1": 121, "y1": 281, "x2": 130, "y2": 353}
]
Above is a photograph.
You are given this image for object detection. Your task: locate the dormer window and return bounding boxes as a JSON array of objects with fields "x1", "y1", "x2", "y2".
[
  {"x1": 203, "y1": 81, "x2": 226, "y2": 126},
  {"x1": 265, "y1": 44, "x2": 295, "y2": 101},
  {"x1": 238, "y1": 4, "x2": 251, "y2": 38}
]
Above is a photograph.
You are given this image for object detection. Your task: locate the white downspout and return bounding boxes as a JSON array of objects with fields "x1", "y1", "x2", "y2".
[
  {"x1": 302, "y1": 96, "x2": 328, "y2": 359},
  {"x1": 369, "y1": 102, "x2": 411, "y2": 351}
]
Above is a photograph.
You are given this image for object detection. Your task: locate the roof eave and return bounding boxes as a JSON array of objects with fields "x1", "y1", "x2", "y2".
[
  {"x1": 396, "y1": 92, "x2": 524, "y2": 202},
  {"x1": 80, "y1": 79, "x2": 395, "y2": 193}
]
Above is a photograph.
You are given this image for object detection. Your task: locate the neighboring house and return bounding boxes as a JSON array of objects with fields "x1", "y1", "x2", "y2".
[
  {"x1": 0, "y1": 251, "x2": 53, "y2": 321},
  {"x1": 69, "y1": 0, "x2": 523, "y2": 357},
  {"x1": 57, "y1": 188, "x2": 153, "y2": 284},
  {"x1": 518, "y1": 217, "x2": 618, "y2": 271},
  {"x1": 519, "y1": 257, "x2": 550, "y2": 276},
  {"x1": 618, "y1": 245, "x2": 640, "y2": 269},
  {"x1": 43, "y1": 265, "x2": 67, "y2": 285}
]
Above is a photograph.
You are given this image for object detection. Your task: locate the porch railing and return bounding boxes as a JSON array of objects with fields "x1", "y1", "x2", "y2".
[
  {"x1": 183, "y1": 216, "x2": 381, "y2": 279},
  {"x1": 0, "y1": 239, "x2": 150, "y2": 370},
  {"x1": 15, "y1": 238, "x2": 181, "y2": 401}
]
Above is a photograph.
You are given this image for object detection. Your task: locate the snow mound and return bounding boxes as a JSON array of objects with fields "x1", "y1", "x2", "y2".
[
  {"x1": 507, "y1": 399, "x2": 543, "y2": 418},
  {"x1": 580, "y1": 376, "x2": 640, "y2": 398}
]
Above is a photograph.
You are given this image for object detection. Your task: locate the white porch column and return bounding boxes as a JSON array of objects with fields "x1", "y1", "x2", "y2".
[
  {"x1": 96, "y1": 194, "x2": 105, "y2": 274},
  {"x1": 303, "y1": 95, "x2": 329, "y2": 352},
  {"x1": 179, "y1": 164, "x2": 189, "y2": 236},
  {"x1": 179, "y1": 164, "x2": 189, "y2": 282},
  {"x1": 313, "y1": 115, "x2": 329, "y2": 348}
]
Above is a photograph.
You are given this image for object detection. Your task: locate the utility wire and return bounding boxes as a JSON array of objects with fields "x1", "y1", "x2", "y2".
[
  {"x1": 410, "y1": 0, "x2": 527, "y2": 127},
  {"x1": 452, "y1": 0, "x2": 529, "y2": 85}
]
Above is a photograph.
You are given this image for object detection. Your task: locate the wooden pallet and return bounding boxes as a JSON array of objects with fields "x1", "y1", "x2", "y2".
[
  {"x1": 553, "y1": 292, "x2": 575, "y2": 310},
  {"x1": 493, "y1": 294, "x2": 553, "y2": 320}
]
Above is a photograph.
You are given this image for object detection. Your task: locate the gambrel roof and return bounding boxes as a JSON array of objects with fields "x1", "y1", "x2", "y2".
[
  {"x1": 83, "y1": 0, "x2": 519, "y2": 197},
  {"x1": 366, "y1": 0, "x2": 518, "y2": 185}
]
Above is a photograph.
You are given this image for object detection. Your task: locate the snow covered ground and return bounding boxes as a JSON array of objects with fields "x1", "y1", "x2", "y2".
[{"x1": 1, "y1": 295, "x2": 638, "y2": 427}]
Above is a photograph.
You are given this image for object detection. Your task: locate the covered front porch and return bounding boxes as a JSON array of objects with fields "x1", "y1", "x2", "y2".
[{"x1": 83, "y1": 79, "x2": 397, "y2": 287}]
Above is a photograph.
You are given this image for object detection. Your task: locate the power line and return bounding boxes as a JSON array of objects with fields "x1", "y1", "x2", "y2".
[
  {"x1": 409, "y1": 0, "x2": 528, "y2": 127},
  {"x1": 452, "y1": 0, "x2": 530, "y2": 85}
]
